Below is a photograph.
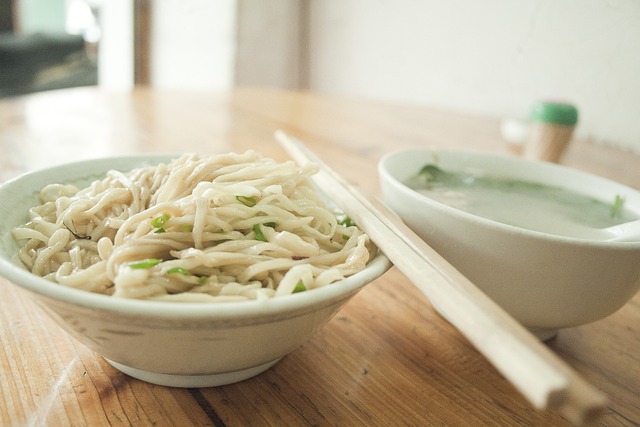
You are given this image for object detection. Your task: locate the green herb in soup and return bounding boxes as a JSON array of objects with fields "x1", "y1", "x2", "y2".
[
  {"x1": 405, "y1": 164, "x2": 639, "y2": 236},
  {"x1": 610, "y1": 194, "x2": 626, "y2": 219}
]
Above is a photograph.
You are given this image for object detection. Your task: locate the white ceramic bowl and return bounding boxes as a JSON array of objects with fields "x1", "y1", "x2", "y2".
[
  {"x1": 379, "y1": 148, "x2": 640, "y2": 340},
  {"x1": 0, "y1": 155, "x2": 391, "y2": 387}
]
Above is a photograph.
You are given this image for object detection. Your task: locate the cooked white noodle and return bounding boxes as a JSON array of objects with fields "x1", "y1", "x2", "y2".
[{"x1": 13, "y1": 151, "x2": 375, "y2": 302}]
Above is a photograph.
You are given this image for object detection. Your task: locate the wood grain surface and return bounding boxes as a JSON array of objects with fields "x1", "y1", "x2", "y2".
[{"x1": 1, "y1": 87, "x2": 639, "y2": 426}]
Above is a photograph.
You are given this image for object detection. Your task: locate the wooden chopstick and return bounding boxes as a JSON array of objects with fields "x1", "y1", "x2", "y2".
[{"x1": 275, "y1": 131, "x2": 607, "y2": 425}]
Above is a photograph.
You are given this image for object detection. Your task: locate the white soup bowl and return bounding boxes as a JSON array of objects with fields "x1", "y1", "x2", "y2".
[{"x1": 379, "y1": 148, "x2": 640, "y2": 340}]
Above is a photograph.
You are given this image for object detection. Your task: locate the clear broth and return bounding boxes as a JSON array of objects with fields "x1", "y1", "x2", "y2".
[{"x1": 405, "y1": 165, "x2": 639, "y2": 237}]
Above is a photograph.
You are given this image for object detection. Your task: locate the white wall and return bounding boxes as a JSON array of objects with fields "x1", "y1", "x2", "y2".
[
  {"x1": 98, "y1": 0, "x2": 134, "y2": 90},
  {"x1": 149, "y1": 0, "x2": 300, "y2": 90},
  {"x1": 150, "y1": 0, "x2": 236, "y2": 90},
  {"x1": 99, "y1": 1, "x2": 640, "y2": 152},
  {"x1": 306, "y1": 0, "x2": 640, "y2": 153},
  {"x1": 235, "y1": 0, "x2": 305, "y2": 88},
  {"x1": 98, "y1": 0, "x2": 236, "y2": 91}
]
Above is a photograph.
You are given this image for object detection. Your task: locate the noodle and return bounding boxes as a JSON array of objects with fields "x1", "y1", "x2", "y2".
[{"x1": 13, "y1": 151, "x2": 376, "y2": 302}]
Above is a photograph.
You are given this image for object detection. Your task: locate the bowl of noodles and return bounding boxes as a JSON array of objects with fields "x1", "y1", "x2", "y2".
[{"x1": 0, "y1": 151, "x2": 391, "y2": 387}]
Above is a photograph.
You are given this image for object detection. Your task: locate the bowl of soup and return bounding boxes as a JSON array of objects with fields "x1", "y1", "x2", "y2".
[
  {"x1": 0, "y1": 152, "x2": 391, "y2": 387},
  {"x1": 378, "y1": 148, "x2": 640, "y2": 340}
]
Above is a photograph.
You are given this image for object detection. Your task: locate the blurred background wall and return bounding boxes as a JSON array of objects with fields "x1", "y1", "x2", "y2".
[
  {"x1": 303, "y1": 1, "x2": 640, "y2": 153},
  {"x1": 0, "y1": 0, "x2": 99, "y2": 97},
  {"x1": 146, "y1": 0, "x2": 640, "y2": 153},
  {"x1": 4, "y1": 0, "x2": 639, "y2": 153}
]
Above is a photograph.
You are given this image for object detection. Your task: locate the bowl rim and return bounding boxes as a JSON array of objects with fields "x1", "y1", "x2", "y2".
[
  {"x1": 0, "y1": 154, "x2": 392, "y2": 319},
  {"x1": 378, "y1": 147, "x2": 640, "y2": 248},
  {"x1": 0, "y1": 251, "x2": 391, "y2": 319}
]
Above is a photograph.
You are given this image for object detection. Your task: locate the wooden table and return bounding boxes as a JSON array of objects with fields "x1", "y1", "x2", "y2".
[{"x1": 1, "y1": 87, "x2": 638, "y2": 426}]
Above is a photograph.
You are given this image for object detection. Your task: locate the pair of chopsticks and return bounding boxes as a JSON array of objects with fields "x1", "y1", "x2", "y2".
[{"x1": 275, "y1": 131, "x2": 607, "y2": 425}]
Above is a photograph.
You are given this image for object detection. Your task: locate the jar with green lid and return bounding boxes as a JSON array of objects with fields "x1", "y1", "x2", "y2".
[{"x1": 524, "y1": 101, "x2": 578, "y2": 163}]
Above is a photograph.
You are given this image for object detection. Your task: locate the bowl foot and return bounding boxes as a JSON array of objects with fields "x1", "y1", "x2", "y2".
[
  {"x1": 105, "y1": 357, "x2": 283, "y2": 388},
  {"x1": 527, "y1": 327, "x2": 559, "y2": 341}
]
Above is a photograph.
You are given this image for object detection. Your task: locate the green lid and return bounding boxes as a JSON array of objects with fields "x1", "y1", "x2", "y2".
[{"x1": 530, "y1": 101, "x2": 578, "y2": 125}]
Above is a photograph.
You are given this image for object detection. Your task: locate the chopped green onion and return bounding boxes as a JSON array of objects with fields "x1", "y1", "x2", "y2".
[
  {"x1": 611, "y1": 194, "x2": 625, "y2": 219},
  {"x1": 198, "y1": 276, "x2": 209, "y2": 284},
  {"x1": 264, "y1": 222, "x2": 277, "y2": 229},
  {"x1": 337, "y1": 215, "x2": 355, "y2": 227},
  {"x1": 236, "y1": 195, "x2": 257, "y2": 207},
  {"x1": 151, "y1": 213, "x2": 171, "y2": 229},
  {"x1": 252, "y1": 223, "x2": 268, "y2": 242},
  {"x1": 129, "y1": 258, "x2": 162, "y2": 269},
  {"x1": 293, "y1": 282, "x2": 307, "y2": 293},
  {"x1": 167, "y1": 267, "x2": 189, "y2": 275},
  {"x1": 418, "y1": 164, "x2": 445, "y2": 182}
]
